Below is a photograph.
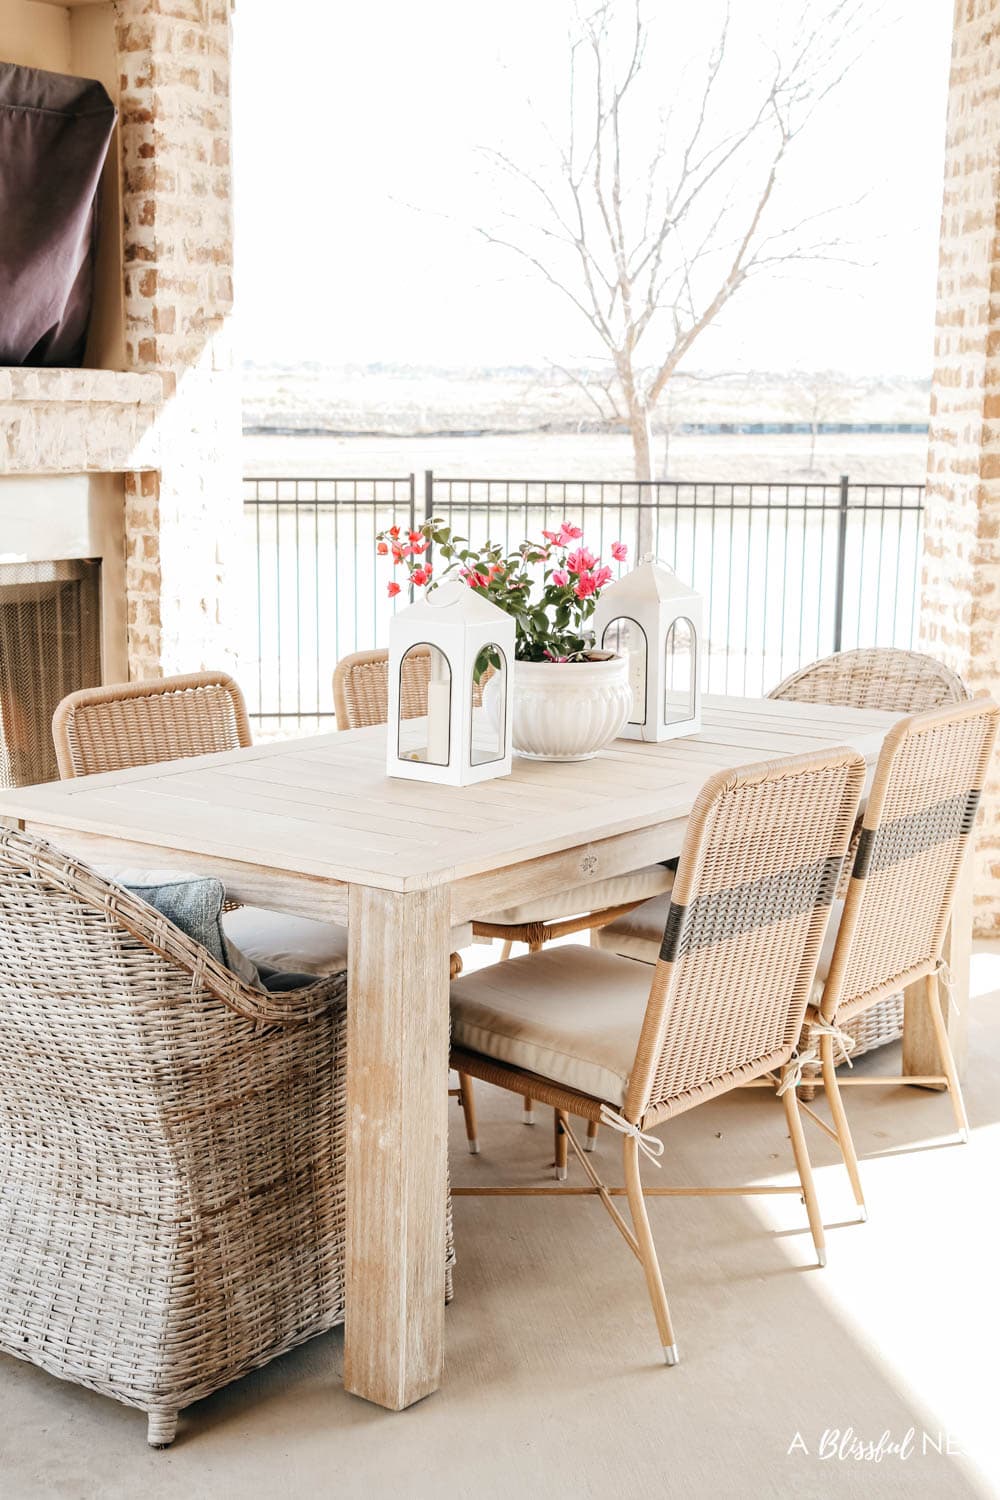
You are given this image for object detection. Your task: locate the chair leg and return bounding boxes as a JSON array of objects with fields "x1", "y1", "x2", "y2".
[
  {"x1": 585, "y1": 1117, "x2": 599, "y2": 1152},
  {"x1": 819, "y1": 1031, "x2": 867, "y2": 1219},
  {"x1": 782, "y1": 1085, "x2": 827, "y2": 1266},
  {"x1": 457, "y1": 1072, "x2": 479, "y2": 1154},
  {"x1": 554, "y1": 1108, "x2": 568, "y2": 1180},
  {"x1": 147, "y1": 1408, "x2": 178, "y2": 1448},
  {"x1": 622, "y1": 1135, "x2": 679, "y2": 1365},
  {"x1": 523, "y1": 1094, "x2": 535, "y2": 1126},
  {"x1": 499, "y1": 939, "x2": 514, "y2": 961},
  {"x1": 925, "y1": 972, "x2": 970, "y2": 1142}
]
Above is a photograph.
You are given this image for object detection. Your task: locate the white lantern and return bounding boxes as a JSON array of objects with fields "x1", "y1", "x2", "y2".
[
  {"x1": 387, "y1": 579, "x2": 515, "y2": 785},
  {"x1": 592, "y1": 557, "x2": 702, "y2": 741}
]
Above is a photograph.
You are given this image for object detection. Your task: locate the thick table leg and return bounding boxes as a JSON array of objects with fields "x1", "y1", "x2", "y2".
[
  {"x1": 903, "y1": 847, "x2": 972, "y2": 1085},
  {"x1": 344, "y1": 884, "x2": 450, "y2": 1409}
]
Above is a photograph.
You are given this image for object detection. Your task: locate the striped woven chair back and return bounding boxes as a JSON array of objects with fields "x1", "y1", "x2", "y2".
[
  {"x1": 769, "y1": 647, "x2": 968, "y2": 715},
  {"x1": 53, "y1": 671, "x2": 251, "y2": 779},
  {"x1": 819, "y1": 698, "x2": 998, "y2": 1020},
  {"x1": 624, "y1": 748, "x2": 866, "y2": 1125}
]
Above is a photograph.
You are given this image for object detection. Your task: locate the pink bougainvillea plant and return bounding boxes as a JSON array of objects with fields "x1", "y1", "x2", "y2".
[{"x1": 375, "y1": 518, "x2": 628, "y2": 664}]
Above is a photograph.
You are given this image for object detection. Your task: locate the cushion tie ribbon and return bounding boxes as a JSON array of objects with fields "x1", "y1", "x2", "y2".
[{"x1": 598, "y1": 1103, "x2": 664, "y2": 1167}]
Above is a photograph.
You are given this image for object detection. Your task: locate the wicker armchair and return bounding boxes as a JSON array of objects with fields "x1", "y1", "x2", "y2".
[
  {"x1": 0, "y1": 828, "x2": 352, "y2": 1445},
  {"x1": 451, "y1": 747, "x2": 866, "y2": 1361},
  {"x1": 334, "y1": 646, "x2": 675, "y2": 1147},
  {"x1": 767, "y1": 648, "x2": 971, "y2": 1077}
]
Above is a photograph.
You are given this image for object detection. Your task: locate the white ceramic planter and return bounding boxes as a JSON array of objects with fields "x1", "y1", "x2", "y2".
[{"x1": 503, "y1": 656, "x2": 633, "y2": 761}]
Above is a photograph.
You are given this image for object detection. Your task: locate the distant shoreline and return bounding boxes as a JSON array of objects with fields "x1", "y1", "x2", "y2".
[{"x1": 243, "y1": 420, "x2": 930, "y2": 439}]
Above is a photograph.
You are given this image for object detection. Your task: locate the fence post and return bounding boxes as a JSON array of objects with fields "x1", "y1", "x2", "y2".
[{"x1": 832, "y1": 473, "x2": 849, "y2": 654}]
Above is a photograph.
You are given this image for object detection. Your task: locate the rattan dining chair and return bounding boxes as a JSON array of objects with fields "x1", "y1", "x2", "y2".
[
  {"x1": 596, "y1": 647, "x2": 971, "y2": 1089},
  {"x1": 0, "y1": 825, "x2": 454, "y2": 1447},
  {"x1": 774, "y1": 697, "x2": 999, "y2": 1217},
  {"x1": 450, "y1": 747, "x2": 866, "y2": 1362},
  {"x1": 334, "y1": 646, "x2": 675, "y2": 1147},
  {"x1": 53, "y1": 672, "x2": 356, "y2": 980}
]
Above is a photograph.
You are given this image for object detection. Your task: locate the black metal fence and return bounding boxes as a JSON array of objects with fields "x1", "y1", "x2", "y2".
[{"x1": 243, "y1": 472, "x2": 925, "y2": 729}]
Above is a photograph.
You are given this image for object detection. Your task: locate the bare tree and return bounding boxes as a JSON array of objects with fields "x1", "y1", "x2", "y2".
[
  {"x1": 787, "y1": 368, "x2": 846, "y2": 472},
  {"x1": 475, "y1": 0, "x2": 869, "y2": 483}
]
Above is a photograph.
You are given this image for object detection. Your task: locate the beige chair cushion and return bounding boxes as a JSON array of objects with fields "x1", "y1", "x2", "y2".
[
  {"x1": 223, "y1": 908, "x2": 475, "y2": 979},
  {"x1": 223, "y1": 907, "x2": 349, "y2": 977},
  {"x1": 451, "y1": 944, "x2": 653, "y2": 1106},
  {"x1": 595, "y1": 891, "x2": 844, "y2": 1002},
  {"x1": 483, "y1": 863, "x2": 674, "y2": 927},
  {"x1": 592, "y1": 892, "x2": 670, "y2": 963}
]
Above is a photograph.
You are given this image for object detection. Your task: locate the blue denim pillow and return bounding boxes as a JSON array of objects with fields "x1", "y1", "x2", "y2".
[{"x1": 112, "y1": 870, "x2": 262, "y2": 989}]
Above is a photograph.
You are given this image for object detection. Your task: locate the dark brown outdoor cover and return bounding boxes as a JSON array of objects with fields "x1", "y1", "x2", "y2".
[{"x1": 0, "y1": 61, "x2": 117, "y2": 367}]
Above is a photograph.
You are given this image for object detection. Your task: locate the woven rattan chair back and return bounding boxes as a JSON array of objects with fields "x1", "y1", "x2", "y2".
[
  {"x1": 624, "y1": 748, "x2": 866, "y2": 1124},
  {"x1": 0, "y1": 824, "x2": 347, "y2": 1445},
  {"x1": 769, "y1": 647, "x2": 968, "y2": 715},
  {"x1": 819, "y1": 698, "x2": 998, "y2": 1020},
  {"x1": 333, "y1": 646, "x2": 425, "y2": 729},
  {"x1": 53, "y1": 670, "x2": 252, "y2": 779}
]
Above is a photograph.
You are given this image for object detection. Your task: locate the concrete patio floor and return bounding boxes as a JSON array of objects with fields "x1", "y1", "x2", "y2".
[{"x1": 2, "y1": 947, "x2": 999, "y2": 1499}]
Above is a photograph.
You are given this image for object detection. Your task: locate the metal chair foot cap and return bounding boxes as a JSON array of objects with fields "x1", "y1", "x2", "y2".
[
  {"x1": 555, "y1": 1166, "x2": 567, "y2": 1181},
  {"x1": 858, "y1": 1206, "x2": 868, "y2": 1223},
  {"x1": 663, "y1": 1344, "x2": 680, "y2": 1366},
  {"x1": 583, "y1": 1138, "x2": 596, "y2": 1152},
  {"x1": 523, "y1": 1112, "x2": 535, "y2": 1125},
  {"x1": 817, "y1": 1248, "x2": 827, "y2": 1268},
  {"x1": 467, "y1": 1140, "x2": 480, "y2": 1155},
  {"x1": 959, "y1": 1128, "x2": 969, "y2": 1144}
]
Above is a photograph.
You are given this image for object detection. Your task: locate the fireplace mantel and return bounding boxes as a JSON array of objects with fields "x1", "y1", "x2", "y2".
[{"x1": 0, "y1": 366, "x2": 163, "y2": 475}]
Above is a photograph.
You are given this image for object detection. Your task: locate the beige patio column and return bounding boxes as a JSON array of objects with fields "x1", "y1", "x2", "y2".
[{"x1": 922, "y1": 0, "x2": 1000, "y2": 932}]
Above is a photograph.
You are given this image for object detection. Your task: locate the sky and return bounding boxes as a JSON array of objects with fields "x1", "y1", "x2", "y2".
[{"x1": 232, "y1": 0, "x2": 952, "y2": 378}]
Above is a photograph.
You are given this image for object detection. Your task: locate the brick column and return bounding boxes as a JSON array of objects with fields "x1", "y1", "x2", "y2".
[
  {"x1": 922, "y1": 0, "x2": 1000, "y2": 932},
  {"x1": 116, "y1": 0, "x2": 240, "y2": 679}
]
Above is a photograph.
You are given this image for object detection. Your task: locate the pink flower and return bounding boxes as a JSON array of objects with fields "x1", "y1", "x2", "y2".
[
  {"x1": 388, "y1": 526, "x2": 401, "y2": 539},
  {"x1": 611, "y1": 541, "x2": 628, "y2": 562},
  {"x1": 544, "y1": 649, "x2": 569, "y2": 662},
  {"x1": 377, "y1": 541, "x2": 389, "y2": 556},
  {"x1": 558, "y1": 522, "x2": 583, "y2": 544},
  {"x1": 541, "y1": 529, "x2": 561, "y2": 544},
  {"x1": 408, "y1": 530, "x2": 422, "y2": 543},
  {"x1": 575, "y1": 571, "x2": 597, "y2": 599},
  {"x1": 566, "y1": 546, "x2": 597, "y2": 575},
  {"x1": 411, "y1": 567, "x2": 429, "y2": 587},
  {"x1": 409, "y1": 539, "x2": 427, "y2": 556},
  {"x1": 551, "y1": 568, "x2": 570, "y2": 587},
  {"x1": 387, "y1": 581, "x2": 401, "y2": 598},
  {"x1": 593, "y1": 564, "x2": 613, "y2": 588}
]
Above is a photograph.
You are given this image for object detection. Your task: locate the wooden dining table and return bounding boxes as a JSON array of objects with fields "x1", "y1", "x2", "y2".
[{"x1": 0, "y1": 693, "x2": 971, "y2": 1412}]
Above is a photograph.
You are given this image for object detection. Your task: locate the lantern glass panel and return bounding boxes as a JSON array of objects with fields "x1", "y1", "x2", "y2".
[
  {"x1": 664, "y1": 616, "x2": 697, "y2": 725},
  {"x1": 397, "y1": 643, "x2": 451, "y2": 765},
  {"x1": 470, "y1": 642, "x2": 507, "y2": 766},
  {"x1": 601, "y1": 617, "x2": 647, "y2": 725}
]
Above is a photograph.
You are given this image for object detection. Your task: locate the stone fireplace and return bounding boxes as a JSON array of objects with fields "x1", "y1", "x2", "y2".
[{"x1": 1, "y1": 0, "x2": 240, "y2": 782}]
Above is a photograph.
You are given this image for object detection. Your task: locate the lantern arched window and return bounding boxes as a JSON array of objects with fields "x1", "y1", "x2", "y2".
[{"x1": 600, "y1": 616, "x2": 648, "y2": 725}]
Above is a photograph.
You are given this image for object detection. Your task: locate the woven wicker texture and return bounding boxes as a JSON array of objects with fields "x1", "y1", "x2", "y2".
[
  {"x1": 768, "y1": 647, "x2": 970, "y2": 1063},
  {"x1": 627, "y1": 749, "x2": 865, "y2": 1124},
  {"x1": 818, "y1": 700, "x2": 999, "y2": 1023},
  {"x1": 769, "y1": 648, "x2": 968, "y2": 717},
  {"x1": 334, "y1": 646, "x2": 427, "y2": 730},
  {"x1": 0, "y1": 827, "x2": 452, "y2": 1445},
  {"x1": 52, "y1": 671, "x2": 252, "y2": 780},
  {"x1": 333, "y1": 646, "x2": 483, "y2": 730}
]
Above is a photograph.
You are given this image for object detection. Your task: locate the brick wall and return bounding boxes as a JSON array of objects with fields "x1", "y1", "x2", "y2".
[
  {"x1": 923, "y1": 0, "x2": 1000, "y2": 931},
  {"x1": 117, "y1": 0, "x2": 240, "y2": 680}
]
